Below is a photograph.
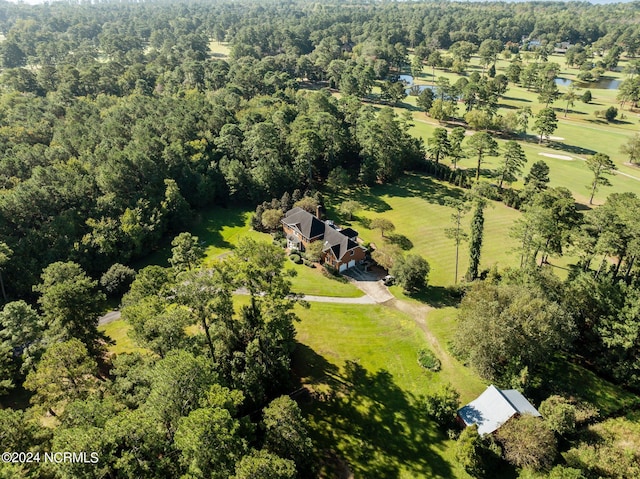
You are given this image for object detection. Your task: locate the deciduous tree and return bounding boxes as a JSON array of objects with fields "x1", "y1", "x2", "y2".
[
  {"x1": 453, "y1": 282, "x2": 575, "y2": 386},
  {"x1": 370, "y1": 218, "x2": 395, "y2": 238},
  {"x1": 534, "y1": 107, "x2": 558, "y2": 143},
  {"x1": 338, "y1": 200, "x2": 361, "y2": 220},
  {"x1": 390, "y1": 254, "x2": 430, "y2": 292},
  {"x1": 496, "y1": 414, "x2": 557, "y2": 471},
  {"x1": 620, "y1": 133, "x2": 640, "y2": 165}
]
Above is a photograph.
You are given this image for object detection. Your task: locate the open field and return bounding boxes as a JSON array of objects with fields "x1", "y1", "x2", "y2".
[
  {"x1": 208, "y1": 41, "x2": 230, "y2": 58},
  {"x1": 405, "y1": 53, "x2": 640, "y2": 206},
  {"x1": 98, "y1": 319, "x2": 141, "y2": 355},
  {"x1": 325, "y1": 173, "x2": 526, "y2": 287},
  {"x1": 293, "y1": 301, "x2": 480, "y2": 479}
]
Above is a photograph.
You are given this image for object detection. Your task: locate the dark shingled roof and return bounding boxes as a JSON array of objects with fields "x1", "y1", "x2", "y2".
[
  {"x1": 339, "y1": 227, "x2": 358, "y2": 239},
  {"x1": 322, "y1": 226, "x2": 360, "y2": 261},
  {"x1": 282, "y1": 208, "x2": 363, "y2": 261},
  {"x1": 282, "y1": 207, "x2": 325, "y2": 240}
]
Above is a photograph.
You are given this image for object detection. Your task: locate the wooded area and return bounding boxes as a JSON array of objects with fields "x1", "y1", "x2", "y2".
[{"x1": 1, "y1": 0, "x2": 640, "y2": 478}]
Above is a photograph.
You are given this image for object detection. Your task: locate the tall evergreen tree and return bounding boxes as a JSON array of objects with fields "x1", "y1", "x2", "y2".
[
  {"x1": 444, "y1": 199, "x2": 470, "y2": 284},
  {"x1": 466, "y1": 198, "x2": 486, "y2": 281},
  {"x1": 498, "y1": 140, "x2": 527, "y2": 188}
]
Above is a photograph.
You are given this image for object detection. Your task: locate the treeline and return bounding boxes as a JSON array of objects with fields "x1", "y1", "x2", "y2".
[
  {"x1": 449, "y1": 186, "x2": 640, "y2": 398},
  {"x1": 1, "y1": 238, "x2": 314, "y2": 479},
  {"x1": 0, "y1": 86, "x2": 421, "y2": 298},
  {"x1": 0, "y1": 0, "x2": 638, "y2": 298}
]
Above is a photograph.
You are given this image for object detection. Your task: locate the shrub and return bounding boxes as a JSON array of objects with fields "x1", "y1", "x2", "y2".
[
  {"x1": 496, "y1": 414, "x2": 557, "y2": 471},
  {"x1": 539, "y1": 395, "x2": 577, "y2": 436},
  {"x1": 323, "y1": 264, "x2": 339, "y2": 276},
  {"x1": 423, "y1": 384, "x2": 460, "y2": 428},
  {"x1": 417, "y1": 348, "x2": 441, "y2": 372},
  {"x1": 289, "y1": 254, "x2": 302, "y2": 264},
  {"x1": 100, "y1": 263, "x2": 136, "y2": 296}
]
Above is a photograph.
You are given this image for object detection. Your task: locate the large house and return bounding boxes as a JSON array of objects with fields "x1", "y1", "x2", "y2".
[
  {"x1": 457, "y1": 385, "x2": 541, "y2": 435},
  {"x1": 281, "y1": 207, "x2": 367, "y2": 272}
]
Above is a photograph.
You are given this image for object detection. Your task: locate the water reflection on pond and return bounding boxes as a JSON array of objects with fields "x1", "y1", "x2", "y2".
[{"x1": 554, "y1": 77, "x2": 621, "y2": 90}]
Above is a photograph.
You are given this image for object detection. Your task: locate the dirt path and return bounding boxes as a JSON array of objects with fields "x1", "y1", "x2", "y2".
[{"x1": 384, "y1": 298, "x2": 456, "y2": 373}]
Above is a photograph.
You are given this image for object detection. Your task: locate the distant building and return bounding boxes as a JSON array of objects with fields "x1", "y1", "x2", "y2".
[
  {"x1": 457, "y1": 385, "x2": 541, "y2": 435},
  {"x1": 555, "y1": 41, "x2": 573, "y2": 54},
  {"x1": 281, "y1": 207, "x2": 367, "y2": 272}
]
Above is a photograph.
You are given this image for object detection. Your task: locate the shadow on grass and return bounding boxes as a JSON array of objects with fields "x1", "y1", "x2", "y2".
[
  {"x1": 191, "y1": 206, "x2": 248, "y2": 252},
  {"x1": 349, "y1": 186, "x2": 393, "y2": 213},
  {"x1": 521, "y1": 134, "x2": 597, "y2": 156},
  {"x1": 398, "y1": 101, "x2": 420, "y2": 112},
  {"x1": 546, "y1": 142, "x2": 597, "y2": 157},
  {"x1": 405, "y1": 285, "x2": 463, "y2": 308},
  {"x1": 387, "y1": 233, "x2": 414, "y2": 250},
  {"x1": 293, "y1": 346, "x2": 454, "y2": 479},
  {"x1": 130, "y1": 206, "x2": 250, "y2": 270},
  {"x1": 371, "y1": 173, "x2": 465, "y2": 206},
  {"x1": 575, "y1": 203, "x2": 593, "y2": 212},
  {"x1": 560, "y1": 109, "x2": 587, "y2": 116},
  {"x1": 532, "y1": 355, "x2": 640, "y2": 416},
  {"x1": 502, "y1": 95, "x2": 531, "y2": 103}
]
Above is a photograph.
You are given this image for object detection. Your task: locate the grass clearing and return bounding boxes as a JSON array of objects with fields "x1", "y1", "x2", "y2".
[
  {"x1": 327, "y1": 173, "x2": 522, "y2": 287},
  {"x1": 293, "y1": 302, "x2": 476, "y2": 479},
  {"x1": 99, "y1": 319, "x2": 144, "y2": 355},
  {"x1": 208, "y1": 41, "x2": 230, "y2": 58}
]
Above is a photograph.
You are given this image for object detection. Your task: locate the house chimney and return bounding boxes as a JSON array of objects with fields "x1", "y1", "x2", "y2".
[{"x1": 316, "y1": 205, "x2": 325, "y2": 219}]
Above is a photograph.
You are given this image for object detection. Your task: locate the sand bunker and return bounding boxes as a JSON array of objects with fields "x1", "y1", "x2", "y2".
[
  {"x1": 538, "y1": 152, "x2": 573, "y2": 161},
  {"x1": 548, "y1": 136, "x2": 565, "y2": 141}
]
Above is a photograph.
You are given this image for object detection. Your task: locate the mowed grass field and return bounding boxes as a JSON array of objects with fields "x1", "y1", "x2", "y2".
[
  {"x1": 99, "y1": 50, "x2": 640, "y2": 479},
  {"x1": 326, "y1": 173, "x2": 523, "y2": 287},
  {"x1": 405, "y1": 53, "x2": 640, "y2": 206},
  {"x1": 293, "y1": 302, "x2": 482, "y2": 479}
]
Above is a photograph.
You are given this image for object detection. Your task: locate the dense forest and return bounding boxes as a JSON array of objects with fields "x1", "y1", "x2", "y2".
[{"x1": 1, "y1": 0, "x2": 640, "y2": 478}]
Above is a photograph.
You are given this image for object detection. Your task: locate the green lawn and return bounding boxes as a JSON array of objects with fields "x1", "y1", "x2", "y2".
[
  {"x1": 286, "y1": 261, "x2": 363, "y2": 298},
  {"x1": 406, "y1": 53, "x2": 640, "y2": 206},
  {"x1": 208, "y1": 41, "x2": 230, "y2": 58},
  {"x1": 99, "y1": 319, "x2": 144, "y2": 355},
  {"x1": 326, "y1": 173, "x2": 523, "y2": 287},
  {"x1": 293, "y1": 302, "x2": 478, "y2": 479}
]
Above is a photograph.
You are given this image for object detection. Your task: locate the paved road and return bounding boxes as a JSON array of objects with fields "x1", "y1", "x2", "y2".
[
  {"x1": 302, "y1": 294, "x2": 375, "y2": 304},
  {"x1": 98, "y1": 310, "x2": 121, "y2": 326},
  {"x1": 343, "y1": 266, "x2": 395, "y2": 303},
  {"x1": 98, "y1": 283, "x2": 384, "y2": 326}
]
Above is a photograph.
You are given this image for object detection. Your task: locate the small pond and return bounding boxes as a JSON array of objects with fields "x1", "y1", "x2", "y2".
[{"x1": 554, "y1": 77, "x2": 621, "y2": 90}]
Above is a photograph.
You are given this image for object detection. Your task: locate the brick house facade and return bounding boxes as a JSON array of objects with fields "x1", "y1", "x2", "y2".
[{"x1": 281, "y1": 207, "x2": 367, "y2": 272}]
